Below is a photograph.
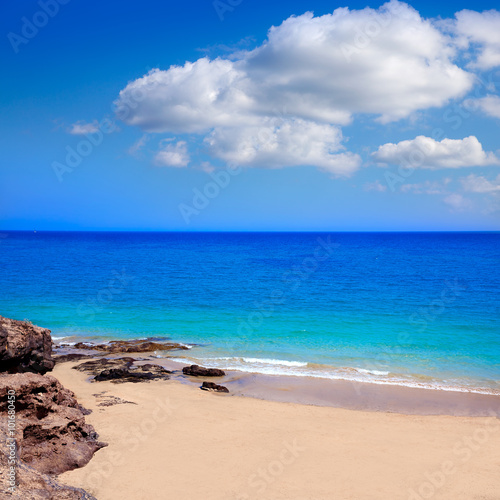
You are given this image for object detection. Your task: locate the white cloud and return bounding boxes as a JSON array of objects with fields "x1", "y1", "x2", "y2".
[
  {"x1": 154, "y1": 140, "x2": 190, "y2": 167},
  {"x1": 116, "y1": 2, "x2": 474, "y2": 128},
  {"x1": 114, "y1": 1, "x2": 477, "y2": 175},
  {"x1": 444, "y1": 193, "x2": 472, "y2": 211},
  {"x1": 116, "y1": 59, "x2": 252, "y2": 134},
  {"x1": 454, "y1": 9, "x2": 500, "y2": 69},
  {"x1": 465, "y1": 94, "x2": 500, "y2": 119},
  {"x1": 460, "y1": 173, "x2": 500, "y2": 193},
  {"x1": 372, "y1": 136, "x2": 500, "y2": 169},
  {"x1": 241, "y1": 1, "x2": 472, "y2": 124},
  {"x1": 68, "y1": 120, "x2": 99, "y2": 135},
  {"x1": 364, "y1": 180, "x2": 387, "y2": 192},
  {"x1": 204, "y1": 118, "x2": 361, "y2": 176}
]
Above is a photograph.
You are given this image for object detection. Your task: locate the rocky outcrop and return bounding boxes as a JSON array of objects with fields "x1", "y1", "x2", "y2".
[
  {"x1": 73, "y1": 357, "x2": 136, "y2": 374},
  {"x1": 0, "y1": 433, "x2": 97, "y2": 499},
  {"x1": 74, "y1": 357, "x2": 171, "y2": 383},
  {"x1": 0, "y1": 316, "x2": 54, "y2": 374},
  {"x1": 72, "y1": 339, "x2": 190, "y2": 354},
  {"x1": 200, "y1": 381, "x2": 229, "y2": 393},
  {"x1": 182, "y1": 365, "x2": 225, "y2": 377},
  {"x1": 0, "y1": 372, "x2": 106, "y2": 476},
  {"x1": 0, "y1": 316, "x2": 103, "y2": 498}
]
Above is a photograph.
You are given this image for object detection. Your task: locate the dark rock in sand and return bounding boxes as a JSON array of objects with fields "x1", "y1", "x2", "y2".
[
  {"x1": 73, "y1": 357, "x2": 135, "y2": 375},
  {"x1": 200, "y1": 381, "x2": 229, "y2": 393},
  {"x1": 74, "y1": 357, "x2": 171, "y2": 383},
  {"x1": 182, "y1": 364, "x2": 225, "y2": 377},
  {"x1": 94, "y1": 368, "x2": 155, "y2": 383},
  {"x1": 0, "y1": 372, "x2": 106, "y2": 475},
  {"x1": 139, "y1": 363, "x2": 171, "y2": 373},
  {"x1": 73, "y1": 339, "x2": 189, "y2": 354},
  {"x1": 0, "y1": 316, "x2": 54, "y2": 374},
  {"x1": 54, "y1": 353, "x2": 95, "y2": 364}
]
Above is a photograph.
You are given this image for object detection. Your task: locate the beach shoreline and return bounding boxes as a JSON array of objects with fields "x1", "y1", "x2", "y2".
[
  {"x1": 54, "y1": 360, "x2": 500, "y2": 500},
  {"x1": 51, "y1": 326, "x2": 500, "y2": 399},
  {"x1": 53, "y1": 342, "x2": 500, "y2": 417}
]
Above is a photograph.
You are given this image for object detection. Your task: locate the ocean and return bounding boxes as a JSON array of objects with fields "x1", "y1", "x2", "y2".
[{"x1": 1, "y1": 231, "x2": 499, "y2": 394}]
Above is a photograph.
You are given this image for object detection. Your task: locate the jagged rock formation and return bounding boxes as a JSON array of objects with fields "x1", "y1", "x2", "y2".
[
  {"x1": 0, "y1": 432, "x2": 97, "y2": 499},
  {"x1": 0, "y1": 316, "x2": 103, "y2": 499},
  {"x1": 0, "y1": 372, "x2": 106, "y2": 475},
  {"x1": 72, "y1": 339, "x2": 190, "y2": 354},
  {"x1": 0, "y1": 316, "x2": 54, "y2": 374},
  {"x1": 74, "y1": 357, "x2": 171, "y2": 383}
]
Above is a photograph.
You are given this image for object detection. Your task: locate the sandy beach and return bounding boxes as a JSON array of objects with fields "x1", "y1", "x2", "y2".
[{"x1": 54, "y1": 361, "x2": 500, "y2": 500}]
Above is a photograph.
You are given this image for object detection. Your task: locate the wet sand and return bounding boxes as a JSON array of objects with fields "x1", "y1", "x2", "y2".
[
  {"x1": 132, "y1": 356, "x2": 500, "y2": 416},
  {"x1": 55, "y1": 360, "x2": 500, "y2": 500}
]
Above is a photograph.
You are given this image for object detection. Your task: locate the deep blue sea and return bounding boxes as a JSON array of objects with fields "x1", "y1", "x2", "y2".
[{"x1": 1, "y1": 231, "x2": 499, "y2": 394}]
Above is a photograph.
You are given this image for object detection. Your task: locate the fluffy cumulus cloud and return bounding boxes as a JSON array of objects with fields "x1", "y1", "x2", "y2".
[
  {"x1": 454, "y1": 9, "x2": 500, "y2": 69},
  {"x1": 372, "y1": 136, "x2": 500, "y2": 169},
  {"x1": 117, "y1": 59, "x2": 252, "y2": 134},
  {"x1": 242, "y1": 1, "x2": 471, "y2": 124},
  {"x1": 154, "y1": 140, "x2": 190, "y2": 167},
  {"x1": 114, "y1": 1, "x2": 481, "y2": 175},
  {"x1": 204, "y1": 118, "x2": 361, "y2": 175}
]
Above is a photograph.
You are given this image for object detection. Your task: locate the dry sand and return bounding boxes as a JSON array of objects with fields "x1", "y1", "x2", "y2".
[{"x1": 55, "y1": 362, "x2": 500, "y2": 500}]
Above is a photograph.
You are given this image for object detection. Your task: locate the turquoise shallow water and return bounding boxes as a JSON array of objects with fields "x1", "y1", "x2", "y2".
[{"x1": 1, "y1": 231, "x2": 499, "y2": 393}]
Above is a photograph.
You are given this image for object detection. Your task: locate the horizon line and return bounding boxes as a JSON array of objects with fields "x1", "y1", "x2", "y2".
[{"x1": 1, "y1": 229, "x2": 499, "y2": 234}]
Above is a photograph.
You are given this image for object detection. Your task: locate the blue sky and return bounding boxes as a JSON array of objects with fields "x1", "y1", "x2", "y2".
[{"x1": 1, "y1": 0, "x2": 499, "y2": 231}]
